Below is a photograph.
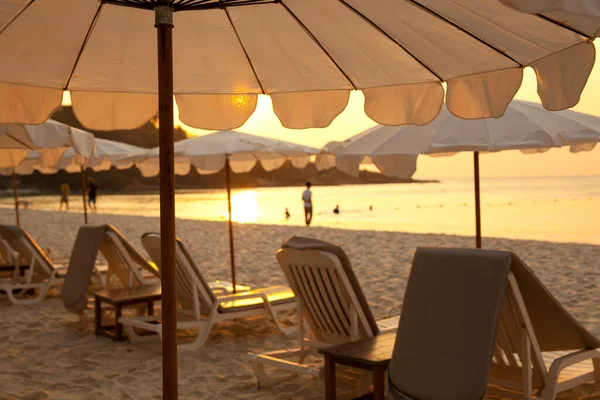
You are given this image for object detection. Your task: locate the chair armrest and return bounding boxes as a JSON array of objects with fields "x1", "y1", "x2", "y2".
[
  {"x1": 216, "y1": 292, "x2": 268, "y2": 303},
  {"x1": 546, "y1": 349, "x2": 600, "y2": 382}
]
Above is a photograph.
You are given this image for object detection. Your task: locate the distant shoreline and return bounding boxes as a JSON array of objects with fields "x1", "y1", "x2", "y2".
[{"x1": 0, "y1": 179, "x2": 440, "y2": 198}]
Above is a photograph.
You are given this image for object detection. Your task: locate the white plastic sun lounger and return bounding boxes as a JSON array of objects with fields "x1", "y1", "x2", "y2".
[
  {"x1": 484, "y1": 250, "x2": 600, "y2": 399},
  {"x1": 388, "y1": 247, "x2": 600, "y2": 400},
  {"x1": 0, "y1": 225, "x2": 66, "y2": 305},
  {"x1": 61, "y1": 225, "x2": 160, "y2": 313},
  {"x1": 118, "y1": 233, "x2": 296, "y2": 351},
  {"x1": 249, "y1": 236, "x2": 399, "y2": 394}
]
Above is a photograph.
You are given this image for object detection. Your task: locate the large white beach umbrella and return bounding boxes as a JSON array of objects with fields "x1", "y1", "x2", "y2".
[
  {"x1": 317, "y1": 100, "x2": 600, "y2": 248},
  {"x1": 124, "y1": 131, "x2": 318, "y2": 292},
  {"x1": 0, "y1": 119, "x2": 96, "y2": 226},
  {"x1": 0, "y1": 0, "x2": 597, "y2": 396},
  {"x1": 8, "y1": 138, "x2": 148, "y2": 224}
]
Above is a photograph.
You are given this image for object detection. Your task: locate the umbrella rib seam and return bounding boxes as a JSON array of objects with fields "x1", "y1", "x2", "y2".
[
  {"x1": 535, "y1": 14, "x2": 593, "y2": 39},
  {"x1": 222, "y1": 7, "x2": 266, "y2": 94},
  {"x1": 65, "y1": 3, "x2": 105, "y2": 90},
  {"x1": 0, "y1": 0, "x2": 35, "y2": 36},
  {"x1": 407, "y1": 0, "x2": 524, "y2": 67},
  {"x1": 279, "y1": 1, "x2": 358, "y2": 90},
  {"x1": 337, "y1": 0, "x2": 444, "y2": 82}
]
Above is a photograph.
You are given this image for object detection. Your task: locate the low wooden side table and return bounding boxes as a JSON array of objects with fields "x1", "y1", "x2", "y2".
[
  {"x1": 318, "y1": 331, "x2": 397, "y2": 400},
  {"x1": 93, "y1": 284, "x2": 162, "y2": 341}
]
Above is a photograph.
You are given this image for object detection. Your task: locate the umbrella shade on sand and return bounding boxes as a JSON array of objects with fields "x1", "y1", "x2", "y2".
[
  {"x1": 316, "y1": 100, "x2": 600, "y2": 248},
  {"x1": 123, "y1": 130, "x2": 318, "y2": 293},
  {"x1": 0, "y1": 1, "x2": 598, "y2": 397},
  {"x1": 0, "y1": 119, "x2": 96, "y2": 226},
  {"x1": 5, "y1": 138, "x2": 147, "y2": 224}
]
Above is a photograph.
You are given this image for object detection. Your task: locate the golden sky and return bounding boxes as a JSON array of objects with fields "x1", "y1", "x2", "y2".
[{"x1": 63, "y1": 56, "x2": 600, "y2": 180}]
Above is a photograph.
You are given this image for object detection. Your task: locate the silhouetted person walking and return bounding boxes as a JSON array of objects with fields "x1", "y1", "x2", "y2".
[
  {"x1": 302, "y1": 182, "x2": 313, "y2": 226},
  {"x1": 88, "y1": 178, "x2": 98, "y2": 212}
]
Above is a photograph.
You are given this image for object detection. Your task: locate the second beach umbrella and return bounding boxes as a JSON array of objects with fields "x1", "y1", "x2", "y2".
[
  {"x1": 0, "y1": 119, "x2": 96, "y2": 226},
  {"x1": 123, "y1": 130, "x2": 318, "y2": 293},
  {"x1": 10, "y1": 138, "x2": 148, "y2": 224},
  {"x1": 317, "y1": 100, "x2": 600, "y2": 248}
]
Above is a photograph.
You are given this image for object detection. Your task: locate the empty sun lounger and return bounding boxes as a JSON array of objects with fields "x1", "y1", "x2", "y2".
[
  {"x1": 61, "y1": 225, "x2": 159, "y2": 313},
  {"x1": 389, "y1": 247, "x2": 600, "y2": 400},
  {"x1": 249, "y1": 236, "x2": 399, "y2": 394},
  {"x1": 387, "y1": 247, "x2": 510, "y2": 400},
  {"x1": 486, "y1": 249, "x2": 600, "y2": 399},
  {"x1": 118, "y1": 233, "x2": 296, "y2": 351},
  {"x1": 0, "y1": 225, "x2": 66, "y2": 305}
]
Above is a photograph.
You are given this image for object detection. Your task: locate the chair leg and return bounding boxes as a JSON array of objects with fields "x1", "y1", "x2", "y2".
[
  {"x1": 177, "y1": 320, "x2": 213, "y2": 352},
  {"x1": 5, "y1": 284, "x2": 48, "y2": 305}
]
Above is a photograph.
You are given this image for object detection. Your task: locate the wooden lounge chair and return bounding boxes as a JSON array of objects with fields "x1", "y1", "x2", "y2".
[
  {"x1": 61, "y1": 225, "x2": 159, "y2": 313},
  {"x1": 249, "y1": 236, "x2": 399, "y2": 393},
  {"x1": 118, "y1": 233, "x2": 296, "y2": 351},
  {"x1": 387, "y1": 247, "x2": 511, "y2": 400},
  {"x1": 0, "y1": 225, "x2": 66, "y2": 305}
]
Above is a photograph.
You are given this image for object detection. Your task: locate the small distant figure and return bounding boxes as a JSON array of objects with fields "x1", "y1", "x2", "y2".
[
  {"x1": 285, "y1": 208, "x2": 291, "y2": 220},
  {"x1": 88, "y1": 178, "x2": 98, "y2": 212},
  {"x1": 59, "y1": 181, "x2": 70, "y2": 211},
  {"x1": 369, "y1": 205, "x2": 373, "y2": 211},
  {"x1": 333, "y1": 205, "x2": 340, "y2": 214},
  {"x1": 302, "y1": 182, "x2": 313, "y2": 226}
]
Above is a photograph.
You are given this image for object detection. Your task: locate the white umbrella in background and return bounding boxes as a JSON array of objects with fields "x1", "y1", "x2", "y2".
[
  {"x1": 0, "y1": 119, "x2": 96, "y2": 226},
  {"x1": 123, "y1": 130, "x2": 318, "y2": 293},
  {"x1": 317, "y1": 100, "x2": 600, "y2": 248},
  {"x1": 8, "y1": 138, "x2": 148, "y2": 224},
  {"x1": 0, "y1": 0, "x2": 597, "y2": 395}
]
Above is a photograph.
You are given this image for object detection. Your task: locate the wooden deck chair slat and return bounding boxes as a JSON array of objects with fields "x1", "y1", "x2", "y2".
[
  {"x1": 316, "y1": 266, "x2": 351, "y2": 336},
  {"x1": 326, "y1": 268, "x2": 352, "y2": 327},
  {"x1": 288, "y1": 265, "x2": 323, "y2": 331},
  {"x1": 308, "y1": 265, "x2": 348, "y2": 336},
  {"x1": 301, "y1": 266, "x2": 343, "y2": 336},
  {"x1": 331, "y1": 267, "x2": 375, "y2": 338},
  {"x1": 292, "y1": 264, "x2": 331, "y2": 333}
]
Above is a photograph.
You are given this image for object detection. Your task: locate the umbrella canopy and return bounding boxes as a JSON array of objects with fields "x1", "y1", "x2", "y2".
[
  {"x1": 15, "y1": 138, "x2": 148, "y2": 174},
  {"x1": 0, "y1": 119, "x2": 96, "y2": 169},
  {"x1": 501, "y1": 0, "x2": 600, "y2": 17},
  {"x1": 1, "y1": 2, "x2": 597, "y2": 397},
  {"x1": 316, "y1": 100, "x2": 600, "y2": 248},
  {"x1": 126, "y1": 131, "x2": 318, "y2": 177},
  {"x1": 0, "y1": 0, "x2": 596, "y2": 132},
  {"x1": 317, "y1": 100, "x2": 600, "y2": 178}
]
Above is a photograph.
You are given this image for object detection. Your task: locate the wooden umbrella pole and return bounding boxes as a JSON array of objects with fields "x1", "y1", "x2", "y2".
[
  {"x1": 12, "y1": 171, "x2": 20, "y2": 226},
  {"x1": 155, "y1": 5, "x2": 178, "y2": 400},
  {"x1": 225, "y1": 157, "x2": 237, "y2": 294},
  {"x1": 474, "y1": 151, "x2": 482, "y2": 249},
  {"x1": 80, "y1": 166, "x2": 88, "y2": 224}
]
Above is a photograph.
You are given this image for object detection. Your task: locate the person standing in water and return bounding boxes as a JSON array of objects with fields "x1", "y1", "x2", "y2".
[
  {"x1": 302, "y1": 182, "x2": 313, "y2": 226},
  {"x1": 88, "y1": 178, "x2": 98, "y2": 212},
  {"x1": 59, "y1": 181, "x2": 70, "y2": 211}
]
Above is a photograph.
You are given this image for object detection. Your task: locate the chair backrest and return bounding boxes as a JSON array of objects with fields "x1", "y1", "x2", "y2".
[
  {"x1": 277, "y1": 236, "x2": 379, "y2": 345},
  {"x1": 141, "y1": 233, "x2": 216, "y2": 316},
  {"x1": 489, "y1": 253, "x2": 600, "y2": 393},
  {"x1": 0, "y1": 225, "x2": 54, "y2": 280},
  {"x1": 388, "y1": 247, "x2": 510, "y2": 400},
  {"x1": 0, "y1": 239, "x2": 16, "y2": 265},
  {"x1": 61, "y1": 225, "x2": 156, "y2": 313}
]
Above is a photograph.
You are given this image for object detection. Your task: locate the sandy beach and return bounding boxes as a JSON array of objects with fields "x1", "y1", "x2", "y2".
[{"x1": 1, "y1": 207, "x2": 599, "y2": 399}]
